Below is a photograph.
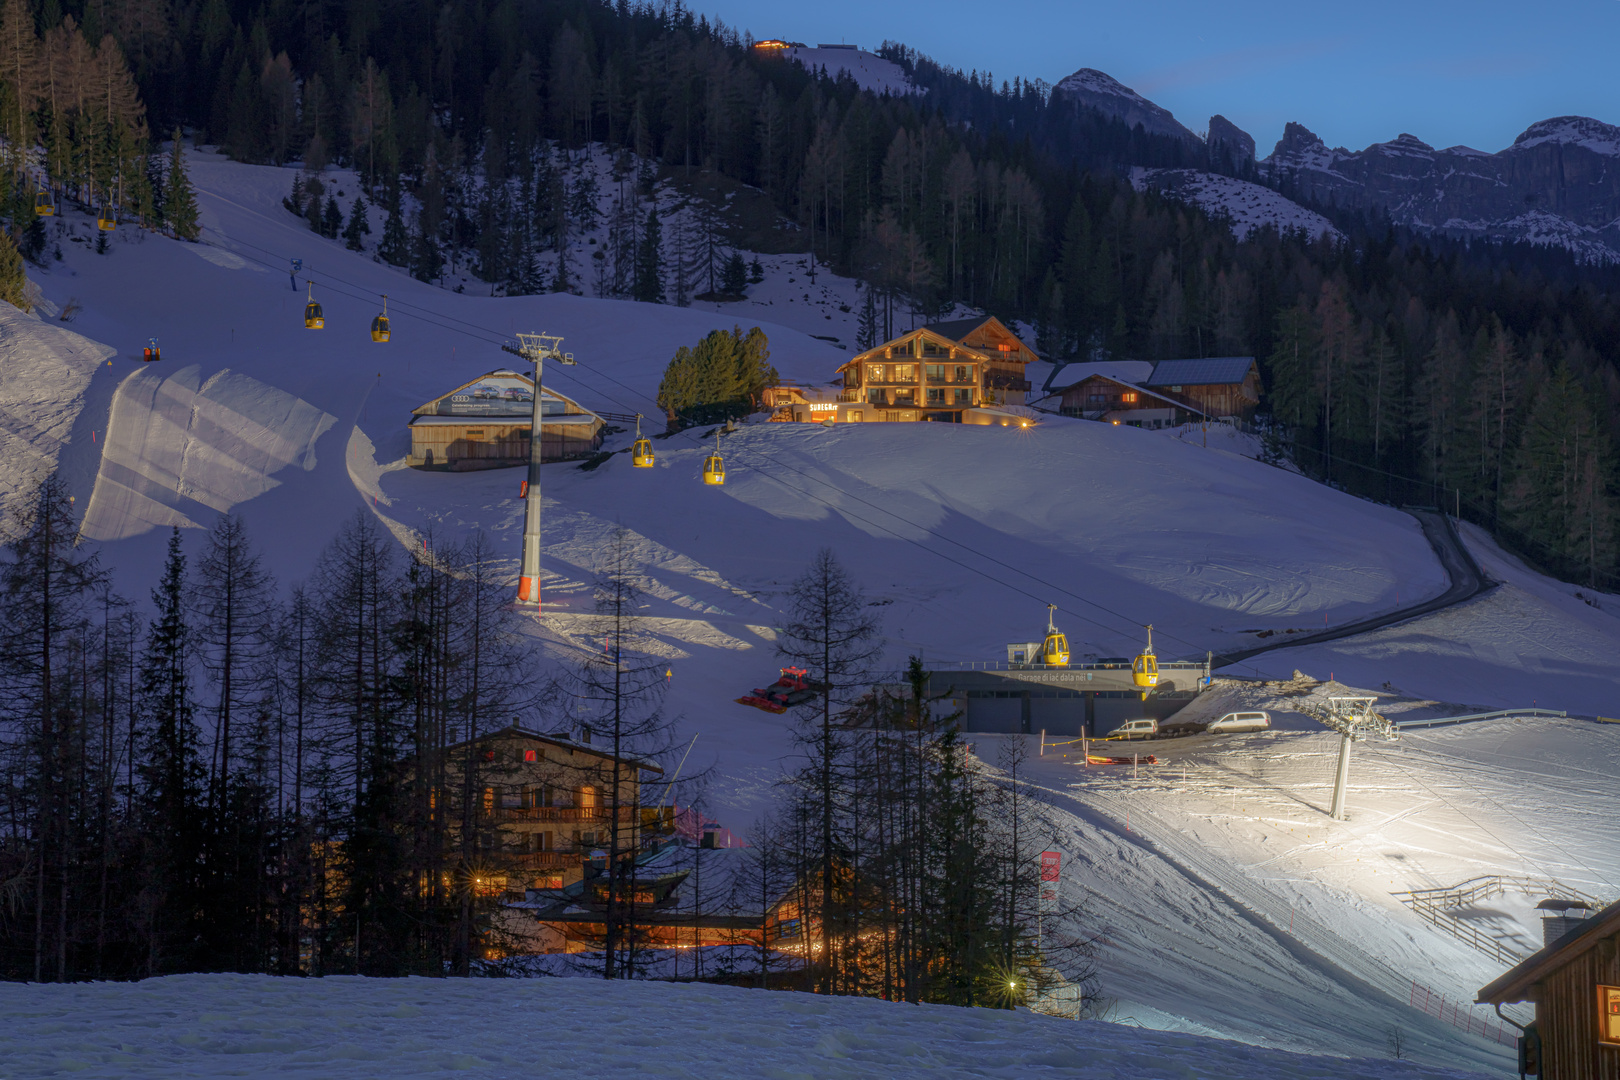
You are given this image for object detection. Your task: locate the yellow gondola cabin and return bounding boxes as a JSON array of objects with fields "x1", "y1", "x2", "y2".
[
  {"x1": 702, "y1": 431, "x2": 725, "y2": 485},
  {"x1": 632, "y1": 415, "x2": 654, "y2": 468},
  {"x1": 304, "y1": 283, "x2": 324, "y2": 329},
  {"x1": 1040, "y1": 604, "x2": 1070, "y2": 666},
  {"x1": 371, "y1": 295, "x2": 390, "y2": 342},
  {"x1": 1132, "y1": 625, "x2": 1159, "y2": 694}
]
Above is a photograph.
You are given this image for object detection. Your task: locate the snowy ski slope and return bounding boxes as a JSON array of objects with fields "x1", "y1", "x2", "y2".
[
  {"x1": 11, "y1": 150, "x2": 1620, "y2": 1071},
  {"x1": 0, "y1": 972, "x2": 1495, "y2": 1079}
]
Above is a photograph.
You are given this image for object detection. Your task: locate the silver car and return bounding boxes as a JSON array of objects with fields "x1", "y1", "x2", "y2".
[{"x1": 1207, "y1": 710, "x2": 1271, "y2": 733}]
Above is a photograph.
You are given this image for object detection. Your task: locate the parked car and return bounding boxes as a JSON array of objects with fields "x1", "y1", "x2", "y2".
[
  {"x1": 1207, "y1": 710, "x2": 1271, "y2": 733},
  {"x1": 1105, "y1": 718, "x2": 1158, "y2": 740}
]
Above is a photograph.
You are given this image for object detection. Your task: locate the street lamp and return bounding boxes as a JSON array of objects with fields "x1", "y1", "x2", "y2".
[{"x1": 501, "y1": 332, "x2": 575, "y2": 610}]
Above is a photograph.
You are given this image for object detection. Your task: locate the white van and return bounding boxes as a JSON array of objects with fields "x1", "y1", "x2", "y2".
[
  {"x1": 1207, "y1": 710, "x2": 1271, "y2": 733},
  {"x1": 1106, "y1": 718, "x2": 1158, "y2": 740}
]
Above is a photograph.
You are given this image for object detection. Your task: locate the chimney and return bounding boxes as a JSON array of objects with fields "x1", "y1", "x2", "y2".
[{"x1": 1537, "y1": 898, "x2": 1591, "y2": 946}]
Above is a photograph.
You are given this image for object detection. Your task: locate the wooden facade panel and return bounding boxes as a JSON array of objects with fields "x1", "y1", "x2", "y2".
[{"x1": 1540, "y1": 936, "x2": 1620, "y2": 1080}]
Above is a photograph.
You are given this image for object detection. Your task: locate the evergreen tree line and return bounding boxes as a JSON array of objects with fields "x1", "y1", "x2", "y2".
[
  {"x1": 0, "y1": 478, "x2": 545, "y2": 981},
  {"x1": 754, "y1": 550, "x2": 1096, "y2": 1007},
  {"x1": 654, "y1": 323, "x2": 776, "y2": 425}
]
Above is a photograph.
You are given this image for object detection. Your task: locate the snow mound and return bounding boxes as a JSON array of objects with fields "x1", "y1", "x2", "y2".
[
  {"x1": 1133, "y1": 168, "x2": 1344, "y2": 243},
  {"x1": 81, "y1": 365, "x2": 336, "y2": 541},
  {"x1": 0, "y1": 972, "x2": 1494, "y2": 1079},
  {"x1": 0, "y1": 303, "x2": 114, "y2": 526}
]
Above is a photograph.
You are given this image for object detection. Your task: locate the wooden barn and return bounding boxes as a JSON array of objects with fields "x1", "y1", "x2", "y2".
[
  {"x1": 408, "y1": 370, "x2": 604, "y2": 470},
  {"x1": 1477, "y1": 896, "x2": 1620, "y2": 1078},
  {"x1": 1144, "y1": 357, "x2": 1261, "y2": 419}
]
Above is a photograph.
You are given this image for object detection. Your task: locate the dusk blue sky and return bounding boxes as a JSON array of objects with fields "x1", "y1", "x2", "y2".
[{"x1": 699, "y1": 0, "x2": 1620, "y2": 156}]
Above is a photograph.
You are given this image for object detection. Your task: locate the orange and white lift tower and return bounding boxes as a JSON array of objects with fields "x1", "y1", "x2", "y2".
[{"x1": 502, "y1": 332, "x2": 575, "y2": 609}]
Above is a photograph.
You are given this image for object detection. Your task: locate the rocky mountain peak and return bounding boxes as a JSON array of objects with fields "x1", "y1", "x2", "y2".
[
  {"x1": 1510, "y1": 116, "x2": 1620, "y2": 156},
  {"x1": 1208, "y1": 115, "x2": 1255, "y2": 163},
  {"x1": 1272, "y1": 122, "x2": 1328, "y2": 158},
  {"x1": 1052, "y1": 67, "x2": 1200, "y2": 145}
]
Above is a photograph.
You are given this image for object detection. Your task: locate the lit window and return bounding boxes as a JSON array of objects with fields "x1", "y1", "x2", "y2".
[
  {"x1": 524, "y1": 749, "x2": 537, "y2": 762},
  {"x1": 1603, "y1": 985, "x2": 1620, "y2": 1045},
  {"x1": 868, "y1": 363, "x2": 885, "y2": 382},
  {"x1": 1122, "y1": 392, "x2": 1138, "y2": 403}
]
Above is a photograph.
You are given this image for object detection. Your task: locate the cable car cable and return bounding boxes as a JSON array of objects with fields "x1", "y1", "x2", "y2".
[{"x1": 205, "y1": 230, "x2": 1285, "y2": 668}]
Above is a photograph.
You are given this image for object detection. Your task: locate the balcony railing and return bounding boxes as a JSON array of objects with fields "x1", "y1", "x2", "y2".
[
  {"x1": 506, "y1": 851, "x2": 585, "y2": 870},
  {"x1": 493, "y1": 806, "x2": 676, "y2": 830}
]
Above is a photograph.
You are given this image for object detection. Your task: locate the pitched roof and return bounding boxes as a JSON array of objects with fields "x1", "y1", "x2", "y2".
[
  {"x1": 411, "y1": 370, "x2": 597, "y2": 419},
  {"x1": 921, "y1": 316, "x2": 997, "y2": 341},
  {"x1": 1477, "y1": 896, "x2": 1620, "y2": 1005},
  {"x1": 1031, "y1": 372, "x2": 1207, "y2": 416},
  {"x1": 1146, "y1": 357, "x2": 1257, "y2": 387},
  {"x1": 838, "y1": 327, "x2": 991, "y2": 372},
  {"x1": 445, "y1": 723, "x2": 664, "y2": 775}
]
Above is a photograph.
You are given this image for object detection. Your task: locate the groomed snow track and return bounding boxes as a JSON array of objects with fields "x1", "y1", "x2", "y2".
[{"x1": 1213, "y1": 509, "x2": 1490, "y2": 667}]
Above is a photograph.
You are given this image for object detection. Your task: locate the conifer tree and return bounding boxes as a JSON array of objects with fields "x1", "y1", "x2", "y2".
[
  {"x1": 632, "y1": 205, "x2": 663, "y2": 302},
  {"x1": 721, "y1": 250, "x2": 746, "y2": 297},
  {"x1": 322, "y1": 195, "x2": 342, "y2": 239},
  {"x1": 857, "y1": 285, "x2": 878, "y2": 350},
  {"x1": 165, "y1": 131, "x2": 201, "y2": 241},
  {"x1": 343, "y1": 193, "x2": 370, "y2": 251},
  {"x1": 777, "y1": 549, "x2": 881, "y2": 994},
  {"x1": 0, "y1": 475, "x2": 104, "y2": 980},
  {"x1": 137, "y1": 527, "x2": 204, "y2": 975},
  {"x1": 0, "y1": 227, "x2": 29, "y2": 310},
  {"x1": 378, "y1": 197, "x2": 409, "y2": 267}
]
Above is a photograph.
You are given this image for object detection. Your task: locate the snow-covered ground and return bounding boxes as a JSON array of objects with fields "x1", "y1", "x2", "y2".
[
  {"x1": 11, "y1": 151, "x2": 1620, "y2": 1072},
  {"x1": 1003, "y1": 698, "x2": 1620, "y2": 1072},
  {"x1": 0, "y1": 973, "x2": 1493, "y2": 1079},
  {"x1": 783, "y1": 45, "x2": 918, "y2": 96},
  {"x1": 1131, "y1": 167, "x2": 1344, "y2": 243}
]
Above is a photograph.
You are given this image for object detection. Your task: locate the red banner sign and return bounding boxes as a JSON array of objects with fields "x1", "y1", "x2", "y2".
[{"x1": 1040, "y1": 851, "x2": 1061, "y2": 882}]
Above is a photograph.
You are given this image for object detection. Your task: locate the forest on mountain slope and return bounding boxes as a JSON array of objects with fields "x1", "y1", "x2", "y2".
[{"x1": 0, "y1": 0, "x2": 1611, "y2": 586}]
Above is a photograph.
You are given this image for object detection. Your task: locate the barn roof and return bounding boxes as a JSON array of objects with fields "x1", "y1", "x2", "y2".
[
  {"x1": 1146, "y1": 357, "x2": 1257, "y2": 387},
  {"x1": 1477, "y1": 896, "x2": 1620, "y2": 1004}
]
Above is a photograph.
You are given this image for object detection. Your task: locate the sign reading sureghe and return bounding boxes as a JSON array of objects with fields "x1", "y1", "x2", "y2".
[{"x1": 808, "y1": 403, "x2": 837, "y2": 412}]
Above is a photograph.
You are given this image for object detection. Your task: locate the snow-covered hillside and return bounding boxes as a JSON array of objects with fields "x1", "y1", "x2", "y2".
[
  {"x1": 0, "y1": 972, "x2": 1494, "y2": 1079},
  {"x1": 12, "y1": 151, "x2": 1620, "y2": 1070},
  {"x1": 784, "y1": 45, "x2": 918, "y2": 96},
  {"x1": 1132, "y1": 167, "x2": 1343, "y2": 243}
]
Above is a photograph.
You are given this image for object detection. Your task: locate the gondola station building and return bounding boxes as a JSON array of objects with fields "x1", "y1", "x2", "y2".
[
  {"x1": 767, "y1": 315, "x2": 1037, "y2": 425},
  {"x1": 408, "y1": 370, "x2": 605, "y2": 470}
]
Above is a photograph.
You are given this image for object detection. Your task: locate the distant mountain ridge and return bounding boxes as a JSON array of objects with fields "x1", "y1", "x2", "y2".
[{"x1": 1051, "y1": 65, "x2": 1620, "y2": 263}]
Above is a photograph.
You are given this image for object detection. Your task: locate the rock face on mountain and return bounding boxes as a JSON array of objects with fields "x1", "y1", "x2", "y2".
[
  {"x1": 1052, "y1": 68, "x2": 1201, "y2": 145},
  {"x1": 1264, "y1": 117, "x2": 1620, "y2": 263},
  {"x1": 1207, "y1": 114, "x2": 1255, "y2": 166}
]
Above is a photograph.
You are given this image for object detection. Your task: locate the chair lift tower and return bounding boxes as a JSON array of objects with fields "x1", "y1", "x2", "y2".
[
  {"x1": 502, "y1": 332, "x2": 575, "y2": 609},
  {"x1": 1316, "y1": 696, "x2": 1398, "y2": 821}
]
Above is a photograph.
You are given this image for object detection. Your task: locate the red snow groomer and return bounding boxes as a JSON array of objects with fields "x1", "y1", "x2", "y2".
[{"x1": 736, "y1": 667, "x2": 817, "y2": 713}]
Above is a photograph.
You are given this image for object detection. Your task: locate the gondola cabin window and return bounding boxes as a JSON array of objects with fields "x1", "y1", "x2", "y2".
[{"x1": 1603, "y1": 985, "x2": 1620, "y2": 1044}]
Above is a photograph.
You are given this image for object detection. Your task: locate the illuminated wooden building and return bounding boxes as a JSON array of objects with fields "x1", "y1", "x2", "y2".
[
  {"x1": 777, "y1": 317, "x2": 1036, "y2": 425},
  {"x1": 1478, "y1": 897, "x2": 1620, "y2": 1079},
  {"x1": 431, "y1": 725, "x2": 669, "y2": 896},
  {"x1": 407, "y1": 370, "x2": 604, "y2": 470}
]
